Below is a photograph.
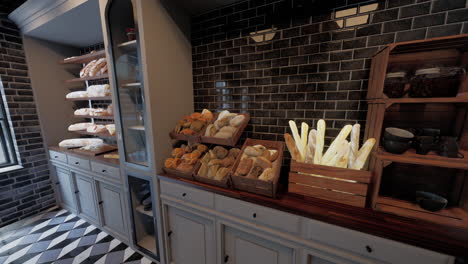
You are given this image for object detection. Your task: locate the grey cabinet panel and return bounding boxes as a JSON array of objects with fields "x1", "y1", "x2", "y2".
[
  {"x1": 224, "y1": 226, "x2": 294, "y2": 264},
  {"x1": 98, "y1": 182, "x2": 126, "y2": 236},
  {"x1": 75, "y1": 173, "x2": 99, "y2": 223},
  {"x1": 167, "y1": 206, "x2": 215, "y2": 264},
  {"x1": 55, "y1": 167, "x2": 74, "y2": 209}
]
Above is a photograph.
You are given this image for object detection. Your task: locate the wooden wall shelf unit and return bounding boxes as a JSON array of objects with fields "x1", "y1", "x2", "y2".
[
  {"x1": 61, "y1": 50, "x2": 106, "y2": 64},
  {"x1": 365, "y1": 35, "x2": 468, "y2": 230},
  {"x1": 65, "y1": 74, "x2": 109, "y2": 83}
]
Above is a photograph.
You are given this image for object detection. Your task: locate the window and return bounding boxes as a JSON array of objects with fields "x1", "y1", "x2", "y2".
[{"x1": 0, "y1": 79, "x2": 20, "y2": 171}]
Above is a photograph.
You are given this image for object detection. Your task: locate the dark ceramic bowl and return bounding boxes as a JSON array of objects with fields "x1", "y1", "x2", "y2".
[
  {"x1": 382, "y1": 139, "x2": 411, "y2": 154},
  {"x1": 415, "y1": 191, "x2": 447, "y2": 212},
  {"x1": 384, "y1": 127, "x2": 414, "y2": 142}
]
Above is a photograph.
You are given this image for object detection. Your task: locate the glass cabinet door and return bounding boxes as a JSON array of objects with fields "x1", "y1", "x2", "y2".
[{"x1": 107, "y1": 0, "x2": 148, "y2": 166}]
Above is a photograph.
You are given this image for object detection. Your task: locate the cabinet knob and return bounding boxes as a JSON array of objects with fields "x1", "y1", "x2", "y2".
[
  {"x1": 74, "y1": 191, "x2": 79, "y2": 194},
  {"x1": 224, "y1": 255, "x2": 229, "y2": 263},
  {"x1": 99, "y1": 201, "x2": 103, "y2": 205},
  {"x1": 366, "y1": 245, "x2": 373, "y2": 253},
  {"x1": 55, "y1": 182, "x2": 60, "y2": 185},
  {"x1": 182, "y1": 193, "x2": 186, "y2": 197},
  {"x1": 54, "y1": 156, "x2": 59, "y2": 159},
  {"x1": 168, "y1": 231, "x2": 173, "y2": 237},
  {"x1": 74, "y1": 162, "x2": 79, "y2": 165},
  {"x1": 102, "y1": 169, "x2": 107, "y2": 173},
  {"x1": 252, "y1": 213, "x2": 257, "y2": 218}
]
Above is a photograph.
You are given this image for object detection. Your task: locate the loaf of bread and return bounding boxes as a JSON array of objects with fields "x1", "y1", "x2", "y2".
[
  {"x1": 68, "y1": 122, "x2": 93, "y2": 131},
  {"x1": 74, "y1": 108, "x2": 93, "y2": 116},
  {"x1": 86, "y1": 124, "x2": 106, "y2": 133},
  {"x1": 88, "y1": 58, "x2": 107, "y2": 77},
  {"x1": 66, "y1": 91, "x2": 88, "y2": 99},
  {"x1": 59, "y1": 138, "x2": 103, "y2": 148},
  {"x1": 105, "y1": 124, "x2": 115, "y2": 135},
  {"x1": 87, "y1": 84, "x2": 110, "y2": 97}
]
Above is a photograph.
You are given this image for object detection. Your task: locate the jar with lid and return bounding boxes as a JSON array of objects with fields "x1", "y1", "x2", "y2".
[
  {"x1": 409, "y1": 66, "x2": 465, "y2": 98},
  {"x1": 383, "y1": 71, "x2": 408, "y2": 98}
]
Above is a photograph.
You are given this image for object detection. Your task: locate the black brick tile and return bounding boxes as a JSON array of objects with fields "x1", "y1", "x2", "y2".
[
  {"x1": 320, "y1": 41, "x2": 342, "y2": 52},
  {"x1": 330, "y1": 51, "x2": 353, "y2": 61},
  {"x1": 432, "y1": 0, "x2": 466, "y2": 13},
  {"x1": 388, "y1": 0, "x2": 416, "y2": 8},
  {"x1": 383, "y1": 19, "x2": 412, "y2": 33},
  {"x1": 341, "y1": 60, "x2": 364, "y2": 70},
  {"x1": 372, "y1": 9, "x2": 399, "y2": 23},
  {"x1": 368, "y1": 33, "x2": 395, "y2": 46},
  {"x1": 301, "y1": 23, "x2": 320, "y2": 35},
  {"x1": 400, "y1": 3, "x2": 431, "y2": 18},
  {"x1": 447, "y1": 9, "x2": 468, "y2": 23},
  {"x1": 343, "y1": 38, "x2": 367, "y2": 50},
  {"x1": 396, "y1": 28, "x2": 427, "y2": 42},
  {"x1": 332, "y1": 29, "x2": 355, "y2": 40},
  {"x1": 353, "y1": 47, "x2": 379, "y2": 59},
  {"x1": 427, "y1": 24, "x2": 462, "y2": 38},
  {"x1": 356, "y1": 24, "x2": 382, "y2": 37},
  {"x1": 413, "y1": 13, "x2": 446, "y2": 28}
]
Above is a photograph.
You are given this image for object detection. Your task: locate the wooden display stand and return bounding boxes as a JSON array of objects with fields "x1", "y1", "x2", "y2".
[{"x1": 365, "y1": 35, "x2": 468, "y2": 228}]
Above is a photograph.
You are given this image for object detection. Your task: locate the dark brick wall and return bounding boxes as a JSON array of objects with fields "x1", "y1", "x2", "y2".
[
  {"x1": 191, "y1": 0, "x2": 468, "y2": 148},
  {"x1": 0, "y1": 15, "x2": 55, "y2": 227}
]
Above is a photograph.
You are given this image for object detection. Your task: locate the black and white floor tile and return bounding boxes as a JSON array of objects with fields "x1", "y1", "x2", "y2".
[{"x1": 0, "y1": 208, "x2": 155, "y2": 264}]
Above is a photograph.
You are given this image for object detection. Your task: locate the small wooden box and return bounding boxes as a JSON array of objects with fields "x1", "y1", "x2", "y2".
[
  {"x1": 230, "y1": 139, "x2": 284, "y2": 198},
  {"x1": 288, "y1": 161, "x2": 372, "y2": 208},
  {"x1": 200, "y1": 113, "x2": 250, "y2": 147}
]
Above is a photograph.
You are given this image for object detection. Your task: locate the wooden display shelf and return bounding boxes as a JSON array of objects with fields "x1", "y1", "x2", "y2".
[
  {"x1": 73, "y1": 115, "x2": 114, "y2": 120},
  {"x1": 118, "y1": 40, "x2": 137, "y2": 52},
  {"x1": 66, "y1": 96, "x2": 112, "y2": 101},
  {"x1": 61, "y1": 50, "x2": 106, "y2": 64},
  {"x1": 72, "y1": 130, "x2": 115, "y2": 139},
  {"x1": 136, "y1": 205, "x2": 153, "y2": 217},
  {"x1": 369, "y1": 94, "x2": 468, "y2": 107},
  {"x1": 376, "y1": 147, "x2": 468, "y2": 170},
  {"x1": 65, "y1": 74, "x2": 109, "y2": 83},
  {"x1": 376, "y1": 196, "x2": 468, "y2": 229}
]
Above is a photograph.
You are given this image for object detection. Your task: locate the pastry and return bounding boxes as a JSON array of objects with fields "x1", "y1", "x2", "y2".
[
  {"x1": 200, "y1": 152, "x2": 211, "y2": 164},
  {"x1": 208, "y1": 159, "x2": 223, "y2": 166},
  {"x1": 105, "y1": 124, "x2": 116, "y2": 135},
  {"x1": 235, "y1": 157, "x2": 253, "y2": 176},
  {"x1": 201, "y1": 109, "x2": 213, "y2": 122},
  {"x1": 214, "y1": 131, "x2": 232, "y2": 139},
  {"x1": 86, "y1": 124, "x2": 107, "y2": 133},
  {"x1": 182, "y1": 152, "x2": 201, "y2": 165},
  {"x1": 208, "y1": 150, "x2": 217, "y2": 160},
  {"x1": 268, "y1": 150, "x2": 279, "y2": 162},
  {"x1": 254, "y1": 156, "x2": 272, "y2": 170},
  {"x1": 198, "y1": 162, "x2": 209, "y2": 177},
  {"x1": 258, "y1": 168, "x2": 274, "y2": 181},
  {"x1": 190, "y1": 120, "x2": 205, "y2": 132},
  {"x1": 171, "y1": 148, "x2": 184, "y2": 158},
  {"x1": 68, "y1": 122, "x2": 93, "y2": 131},
  {"x1": 244, "y1": 146, "x2": 263, "y2": 157},
  {"x1": 207, "y1": 164, "x2": 219, "y2": 179},
  {"x1": 220, "y1": 156, "x2": 235, "y2": 168},
  {"x1": 180, "y1": 129, "x2": 196, "y2": 135},
  {"x1": 181, "y1": 144, "x2": 191, "y2": 153},
  {"x1": 165, "y1": 158, "x2": 181, "y2": 169},
  {"x1": 59, "y1": 138, "x2": 103, "y2": 148},
  {"x1": 66, "y1": 91, "x2": 88, "y2": 99},
  {"x1": 247, "y1": 166, "x2": 263, "y2": 179},
  {"x1": 217, "y1": 110, "x2": 231, "y2": 121},
  {"x1": 219, "y1": 126, "x2": 237, "y2": 134},
  {"x1": 214, "y1": 118, "x2": 230, "y2": 130},
  {"x1": 176, "y1": 163, "x2": 193, "y2": 173},
  {"x1": 213, "y1": 146, "x2": 228, "y2": 159},
  {"x1": 229, "y1": 115, "x2": 245, "y2": 127},
  {"x1": 190, "y1": 112, "x2": 202, "y2": 119},
  {"x1": 88, "y1": 58, "x2": 107, "y2": 77},
  {"x1": 261, "y1": 149, "x2": 271, "y2": 161},
  {"x1": 205, "y1": 124, "x2": 216, "y2": 136},
  {"x1": 196, "y1": 144, "x2": 208, "y2": 153},
  {"x1": 214, "y1": 167, "x2": 230, "y2": 181},
  {"x1": 228, "y1": 148, "x2": 241, "y2": 158},
  {"x1": 80, "y1": 60, "x2": 96, "y2": 78}
]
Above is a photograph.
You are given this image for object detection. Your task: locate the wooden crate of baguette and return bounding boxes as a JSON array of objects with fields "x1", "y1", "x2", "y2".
[{"x1": 286, "y1": 119, "x2": 375, "y2": 208}]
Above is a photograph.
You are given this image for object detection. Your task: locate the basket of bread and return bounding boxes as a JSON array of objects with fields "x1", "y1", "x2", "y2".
[
  {"x1": 285, "y1": 119, "x2": 375, "y2": 208},
  {"x1": 193, "y1": 146, "x2": 241, "y2": 188},
  {"x1": 201, "y1": 111, "x2": 250, "y2": 146},
  {"x1": 163, "y1": 142, "x2": 209, "y2": 180},
  {"x1": 170, "y1": 109, "x2": 214, "y2": 142},
  {"x1": 230, "y1": 139, "x2": 284, "y2": 198}
]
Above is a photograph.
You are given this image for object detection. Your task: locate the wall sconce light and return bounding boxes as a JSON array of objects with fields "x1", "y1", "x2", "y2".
[{"x1": 249, "y1": 27, "x2": 278, "y2": 43}]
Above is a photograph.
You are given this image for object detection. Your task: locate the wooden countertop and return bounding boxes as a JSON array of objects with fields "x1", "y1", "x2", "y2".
[
  {"x1": 159, "y1": 173, "x2": 468, "y2": 258},
  {"x1": 49, "y1": 146, "x2": 120, "y2": 167}
]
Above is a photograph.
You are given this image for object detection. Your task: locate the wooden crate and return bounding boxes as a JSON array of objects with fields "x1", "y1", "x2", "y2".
[
  {"x1": 288, "y1": 161, "x2": 372, "y2": 208},
  {"x1": 162, "y1": 166, "x2": 194, "y2": 181},
  {"x1": 200, "y1": 113, "x2": 250, "y2": 147},
  {"x1": 230, "y1": 139, "x2": 284, "y2": 198}
]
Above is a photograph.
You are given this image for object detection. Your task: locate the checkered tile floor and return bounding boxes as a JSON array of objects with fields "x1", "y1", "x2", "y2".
[{"x1": 0, "y1": 208, "x2": 155, "y2": 264}]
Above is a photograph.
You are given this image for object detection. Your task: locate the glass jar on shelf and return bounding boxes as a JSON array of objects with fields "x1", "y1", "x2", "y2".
[
  {"x1": 383, "y1": 71, "x2": 408, "y2": 98},
  {"x1": 409, "y1": 66, "x2": 465, "y2": 98}
]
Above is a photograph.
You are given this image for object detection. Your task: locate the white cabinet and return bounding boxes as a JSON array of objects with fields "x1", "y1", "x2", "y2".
[
  {"x1": 97, "y1": 181, "x2": 127, "y2": 238},
  {"x1": 165, "y1": 206, "x2": 216, "y2": 264},
  {"x1": 73, "y1": 172, "x2": 99, "y2": 224},
  {"x1": 54, "y1": 165, "x2": 75, "y2": 211},
  {"x1": 223, "y1": 225, "x2": 295, "y2": 264}
]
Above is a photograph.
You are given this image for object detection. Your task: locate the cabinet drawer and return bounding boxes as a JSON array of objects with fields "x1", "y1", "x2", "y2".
[
  {"x1": 49, "y1": 150, "x2": 67, "y2": 163},
  {"x1": 161, "y1": 180, "x2": 214, "y2": 208},
  {"x1": 215, "y1": 195, "x2": 301, "y2": 235},
  {"x1": 91, "y1": 162, "x2": 120, "y2": 181},
  {"x1": 303, "y1": 218, "x2": 454, "y2": 264},
  {"x1": 68, "y1": 155, "x2": 90, "y2": 171}
]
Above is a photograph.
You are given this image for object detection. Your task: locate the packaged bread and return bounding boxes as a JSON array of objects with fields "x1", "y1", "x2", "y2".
[
  {"x1": 105, "y1": 124, "x2": 116, "y2": 135},
  {"x1": 91, "y1": 108, "x2": 110, "y2": 116},
  {"x1": 59, "y1": 138, "x2": 103, "y2": 148},
  {"x1": 74, "y1": 108, "x2": 93, "y2": 116},
  {"x1": 68, "y1": 122, "x2": 93, "y2": 131},
  {"x1": 87, "y1": 84, "x2": 110, "y2": 97},
  {"x1": 66, "y1": 91, "x2": 88, "y2": 99},
  {"x1": 104, "y1": 153, "x2": 119, "y2": 159},
  {"x1": 86, "y1": 124, "x2": 107, "y2": 133},
  {"x1": 80, "y1": 60, "x2": 96, "y2": 78},
  {"x1": 88, "y1": 58, "x2": 107, "y2": 77}
]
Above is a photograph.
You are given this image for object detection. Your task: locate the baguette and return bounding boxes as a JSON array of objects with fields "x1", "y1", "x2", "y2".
[
  {"x1": 324, "y1": 140, "x2": 349, "y2": 167},
  {"x1": 321, "y1": 125, "x2": 352, "y2": 165},
  {"x1": 314, "y1": 119, "x2": 326, "y2": 164},
  {"x1": 300, "y1": 122, "x2": 309, "y2": 162},
  {"x1": 305, "y1": 129, "x2": 316, "y2": 164},
  {"x1": 351, "y1": 138, "x2": 376, "y2": 170},
  {"x1": 284, "y1": 133, "x2": 300, "y2": 161},
  {"x1": 336, "y1": 143, "x2": 350, "y2": 168},
  {"x1": 348, "y1": 124, "x2": 360, "y2": 168},
  {"x1": 288, "y1": 121, "x2": 304, "y2": 161}
]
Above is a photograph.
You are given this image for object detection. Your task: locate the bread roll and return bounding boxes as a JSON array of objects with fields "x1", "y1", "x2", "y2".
[
  {"x1": 254, "y1": 156, "x2": 272, "y2": 170},
  {"x1": 219, "y1": 126, "x2": 237, "y2": 134},
  {"x1": 228, "y1": 148, "x2": 241, "y2": 158},
  {"x1": 229, "y1": 115, "x2": 245, "y2": 127},
  {"x1": 68, "y1": 123, "x2": 93, "y2": 131},
  {"x1": 198, "y1": 163, "x2": 209, "y2": 177},
  {"x1": 258, "y1": 168, "x2": 274, "y2": 181},
  {"x1": 207, "y1": 164, "x2": 219, "y2": 179},
  {"x1": 214, "y1": 131, "x2": 233, "y2": 139},
  {"x1": 244, "y1": 146, "x2": 263, "y2": 157},
  {"x1": 214, "y1": 167, "x2": 230, "y2": 181},
  {"x1": 247, "y1": 166, "x2": 263, "y2": 179},
  {"x1": 176, "y1": 163, "x2": 193, "y2": 173},
  {"x1": 213, "y1": 146, "x2": 229, "y2": 159},
  {"x1": 236, "y1": 158, "x2": 253, "y2": 176}
]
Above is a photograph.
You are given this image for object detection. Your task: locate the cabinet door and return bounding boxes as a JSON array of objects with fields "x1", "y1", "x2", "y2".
[
  {"x1": 167, "y1": 206, "x2": 215, "y2": 264},
  {"x1": 224, "y1": 226, "x2": 294, "y2": 264},
  {"x1": 98, "y1": 182, "x2": 126, "y2": 236},
  {"x1": 55, "y1": 167, "x2": 75, "y2": 210},
  {"x1": 74, "y1": 174, "x2": 99, "y2": 222}
]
